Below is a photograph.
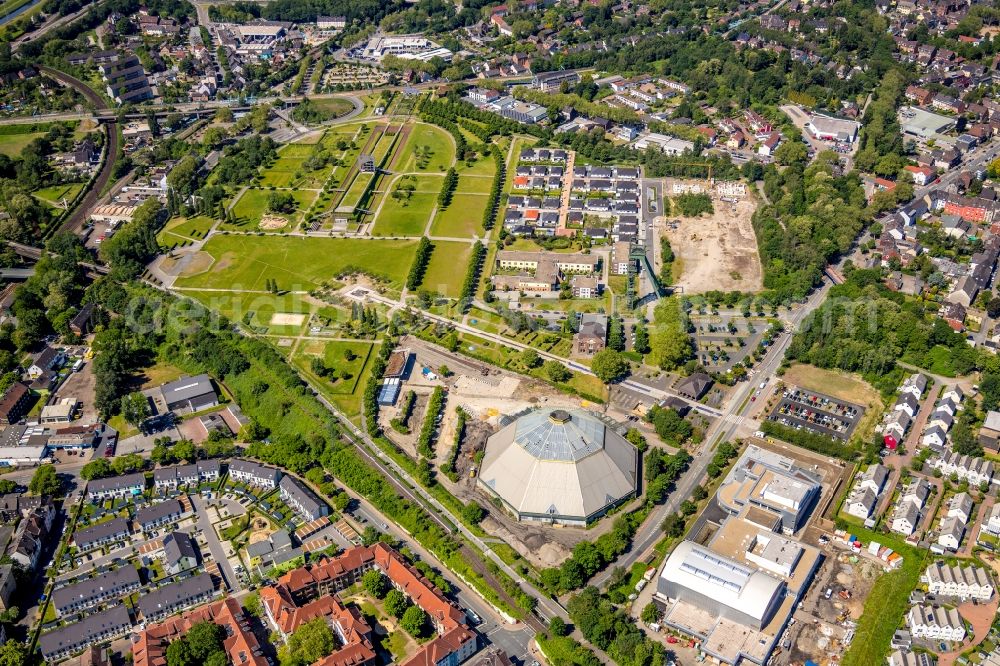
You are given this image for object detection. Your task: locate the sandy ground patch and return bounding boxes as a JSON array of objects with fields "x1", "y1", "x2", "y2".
[
  {"x1": 260, "y1": 215, "x2": 289, "y2": 230},
  {"x1": 270, "y1": 312, "x2": 306, "y2": 326},
  {"x1": 661, "y1": 186, "x2": 763, "y2": 293},
  {"x1": 168, "y1": 251, "x2": 215, "y2": 277}
]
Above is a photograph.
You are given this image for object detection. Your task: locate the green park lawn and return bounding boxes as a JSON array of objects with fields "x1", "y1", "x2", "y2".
[
  {"x1": 457, "y1": 152, "x2": 499, "y2": 177},
  {"x1": 228, "y1": 188, "x2": 317, "y2": 229},
  {"x1": 311, "y1": 97, "x2": 355, "y2": 118},
  {"x1": 174, "y1": 235, "x2": 418, "y2": 293},
  {"x1": 280, "y1": 144, "x2": 317, "y2": 158},
  {"x1": 430, "y1": 194, "x2": 489, "y2": 238},
  {"x1": 421, "y1": 241, "x2": 472, "y2": 298},
  {"x1": 395, "y1": 123, "x2": 454, "y2": 173},
  {"x1": 372, "y1": 192, "x2": 437, "y2": 237},
  {"x1": 341, "y1": 172, "x2": 375, "y2": 211}
]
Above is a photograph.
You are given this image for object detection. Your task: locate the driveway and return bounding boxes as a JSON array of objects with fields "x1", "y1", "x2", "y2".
[
  {"x1": 937, "y1": 596, "x2": 999, "y2": 666},
  {"x1": 191, "y1": 493, "x2": 242, "y2": 593}
]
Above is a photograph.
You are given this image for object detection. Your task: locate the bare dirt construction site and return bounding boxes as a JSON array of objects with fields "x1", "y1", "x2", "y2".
[{"x1": 660, "y1": 179, "x2": 763, "y2": 293}]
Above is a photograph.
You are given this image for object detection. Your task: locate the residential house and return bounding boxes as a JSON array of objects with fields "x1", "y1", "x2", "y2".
[
  {"x1": 229, "y1": 459, "x2": 282, "y2": 489},
  {"x1": 87, "y1": 473, "x2": 145, "y2": 501},
  {"x1": 38, "y1": 606, "x2": 132, "y2": 662},
  {"x1": 924, "y1": 562, "x2": 993, "y2": 600},
  {"x1": 52, "y1": 566, "x2": 141, "y2": 616},
  {"x1": 574, "y1": 314, "x2": 607, "y2": 355},
  {"x1": 74, "y1": 517, "x2": 130, "y2": 551},
  {"x1": 908, "y1": 605, "x2": 966, "y2": 642},
  {"x1": 135, "y1": 499, "x2": 184, "y2": 533},
  {"x1": 137, "y1": 573, "x2": 216, "y2": 623},
  {"x1": 162, "y1": 531, "x2": 199, "y2": 574},
  {"x1": 279, "y1": 475, "x2": 328, "y2": 522}
]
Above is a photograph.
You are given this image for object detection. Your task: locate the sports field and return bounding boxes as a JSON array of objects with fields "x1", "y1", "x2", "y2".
[
  {"x1": 421, "y1": 241, "x2": 473, "y2": 297},
  {"x1": 173, "y1": 235, "x2": 418, "y2": 293},
  {"x1": 395, "y1": 124, "x2": 454, "y2": 172}
]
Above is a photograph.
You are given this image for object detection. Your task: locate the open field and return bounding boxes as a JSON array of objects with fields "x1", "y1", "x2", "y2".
[
  {"x1": 430, "y1": 194, "x2": 488, "y2": 238},
  {"x1": 421, "y1": 241, "x2": 473, "y2": 298},
  {"x1": 372, "y1": 191, "x2": 436, "y2": 237},
  {"x1": 229, "y1": 188, "x2": 317, "y2": 229},
  {"x1": 0, "y1": 131, "x2": 47, "y2": 157},
  {"x1": 173, "y1": 235, "x2": 418, "y2": 293},
  {"x1": 395, "y1": 124, "x2": 454, "y2": 173},
  {"x1": 660, "y1": 187, "x2": 763, "y2": 293}
]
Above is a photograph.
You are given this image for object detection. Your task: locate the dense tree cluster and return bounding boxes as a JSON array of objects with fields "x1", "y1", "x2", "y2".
[
  {"x1": 647, "y1": 298, "x2": 693, "y2": 370},
  {"x1": 568, "y1": 587, "x2": 666, "y2": 666},
  {"x1": 213, "y1": 135, "x2": 278, "y2": 186},
  {"x1": 755, "y1": 152, "x2": 867, "y2": 301},
  {"x1": 787, "y1": 270, "x2": 981, "y2": 389}
]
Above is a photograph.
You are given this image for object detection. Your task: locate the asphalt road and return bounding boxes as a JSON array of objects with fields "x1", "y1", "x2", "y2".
[
  {"x1": 191, "y1": 493, "x2": 241, "y2": 593},
  {"x1": 590, "y1": 279, "x2": 831, "y2": 587}
]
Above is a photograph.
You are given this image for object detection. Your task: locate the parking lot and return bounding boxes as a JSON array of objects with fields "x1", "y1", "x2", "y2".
[{"x1": 769, "y1": 387, "x2": 864, "y2": 441}]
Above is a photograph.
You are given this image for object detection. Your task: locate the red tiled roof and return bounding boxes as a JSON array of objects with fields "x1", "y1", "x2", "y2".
[
  {"x1": 264, "y1": 545, "x2": 474, "y2": 666},
  {"x1": 132, "y1": 598, "x2": 267, "y2": 666}
]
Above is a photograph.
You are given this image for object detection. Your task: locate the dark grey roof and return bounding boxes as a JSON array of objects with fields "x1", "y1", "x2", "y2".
[
  {"x1": 163, "y1": 531, "x2": 198, "y2": 565},
  {"x1": 279, "y1": 475, "x2": 324, "y2": 515},
  {"x1": 135, "y1": 499, "x2": 182, "y2": 526},
  {"x1": 38, "y1": 605, "x2": 131, "y2": 658},
  {"x1": 52, "y1": 566, "x2": 140, "y2": 612},
  {"x1": 88, "y1": 473, "x2": 145, "y2": 495},
  {"x1": 677, "y1": 372, "x2": 713, "y2": 398},
  {"x1": 137, "y1": 573, "x2": 214, "y2": 618},
  {"x1": 229, "y1": 458, "x2": 281, "y2": 483},
  {"x1": 159, "y1": 374, "x2": 216, "y2": 404},
  {"x1": 74, "y1": 517, "x2": 130, "y2": 547}
]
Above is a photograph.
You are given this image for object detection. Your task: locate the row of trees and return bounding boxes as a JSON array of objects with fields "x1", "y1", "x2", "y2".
[{"x1": 406, "y1": 237, "x2": 434, "y2": 291}]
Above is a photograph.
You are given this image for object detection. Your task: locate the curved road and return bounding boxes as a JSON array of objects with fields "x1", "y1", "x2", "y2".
[{"x1": 38, "y1": 66, "x2": 119, "y2": 235}]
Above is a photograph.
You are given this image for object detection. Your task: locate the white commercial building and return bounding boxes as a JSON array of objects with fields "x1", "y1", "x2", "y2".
[
  {"x1": 804, "y1": 114, "x2": 860, "y2": 142},
  {"x1": 477, "y1": 409, "x2": 637, "y2": 526}
]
